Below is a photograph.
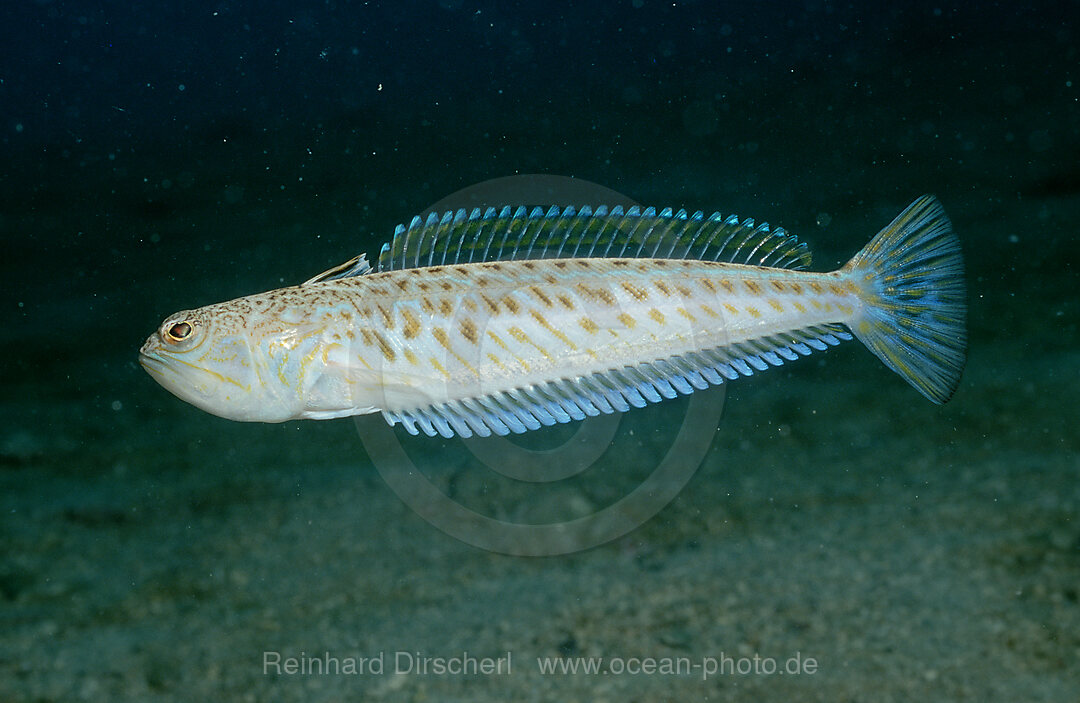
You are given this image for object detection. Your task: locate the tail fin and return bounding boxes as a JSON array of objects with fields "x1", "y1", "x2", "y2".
[{"x1": 844, "y1": 196, "x2": 966, "y2": 403}]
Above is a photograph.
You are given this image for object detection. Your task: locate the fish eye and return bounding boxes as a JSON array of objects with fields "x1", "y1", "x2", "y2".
[{"x1": 164, "y1": 321, "x2": 193, "y2": 343}]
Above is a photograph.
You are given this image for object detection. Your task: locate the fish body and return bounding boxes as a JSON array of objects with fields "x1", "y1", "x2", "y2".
[{"x1": 140, "y1": 197, "x2": 966, "y2": 437}]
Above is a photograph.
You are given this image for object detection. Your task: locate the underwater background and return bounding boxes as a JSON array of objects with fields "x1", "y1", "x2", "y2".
[{"x1": 2, "y1": 1, "x2": 1078, "y2": 700}]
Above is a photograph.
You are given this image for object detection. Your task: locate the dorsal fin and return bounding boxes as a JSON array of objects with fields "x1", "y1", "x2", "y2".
[
  {"x1": 376, "y1": 205, "x2": 811, "y2": 272},
  {"x1": 302, "y1": 253, "x2": 372, "y2": 285}
]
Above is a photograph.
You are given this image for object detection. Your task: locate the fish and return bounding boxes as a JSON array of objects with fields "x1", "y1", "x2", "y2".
[{"x1": 140, "y1": 195, "x2": 966, "y2": 438}]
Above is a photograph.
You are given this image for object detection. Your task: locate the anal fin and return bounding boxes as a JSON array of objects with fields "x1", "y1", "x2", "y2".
[{"x1": 382, "y1": 324, "x2": 853, "y2": 438}]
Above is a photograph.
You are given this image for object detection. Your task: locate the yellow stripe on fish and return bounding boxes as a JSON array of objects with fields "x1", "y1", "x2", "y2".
[{"x1": 140, "y1": 197, "x2": 966, "y2": 437}]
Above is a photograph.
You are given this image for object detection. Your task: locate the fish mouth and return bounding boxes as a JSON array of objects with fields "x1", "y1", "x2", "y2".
[{"x1": 139, "y1": 352, "x2": 169, "y2": 379}]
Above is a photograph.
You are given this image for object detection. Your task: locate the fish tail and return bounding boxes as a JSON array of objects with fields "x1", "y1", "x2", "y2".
[{"x1": 843, "y1": 195, "x2": 967, "y2": 403}]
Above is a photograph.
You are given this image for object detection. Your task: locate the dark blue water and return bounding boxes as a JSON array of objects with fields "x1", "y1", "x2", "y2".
[{"x1": 2, "y1": 2, "x2": 1078, "y2": 701}]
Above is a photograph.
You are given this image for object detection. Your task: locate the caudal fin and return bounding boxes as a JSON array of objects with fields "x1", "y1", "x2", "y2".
[{"x1": 844, "y1": 196, "x2": 966, "y2": 403}]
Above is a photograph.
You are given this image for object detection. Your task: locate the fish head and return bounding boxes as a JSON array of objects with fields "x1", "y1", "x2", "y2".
[{"x1": 140, "y1": 303, "x2": 292, "y2": 422}]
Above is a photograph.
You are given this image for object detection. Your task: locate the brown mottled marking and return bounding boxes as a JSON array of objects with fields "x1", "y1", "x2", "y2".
[
  {"x1": 501, "y1": 295, "x2": 521, "y2": 314},
  {"x1": 655, "y1": 280, "x2": 673, "y2": 296},
  {"x1": 417, "y1": 281, "x2": 431, "y2": 291},
  {"x1": 428, "y1": 266, "x2": 445, "y2": 274},
  {"x1": 768, "y1": 299, "x2": 784, "y2": 312},
  {"x1": 481, "y1": 294, "x2": 500, "y2": 314},
  {"x1": 809, "y1": 281, "x2": 824, "y2": 294},
  {"x1": 617, "y1": 312, "x2": 636, "y2": 329},
  {"x1": 371, "y1": 330, "x2": 396, "y2": 361},
  {"x1": 438, "y1": 299, "x2": 454, "y2": 316},
  {"x1": 597, "y1": 288, "x2": 617, "y2": 306},
  {"x1": 368, "y1": 286, "x2": 388, "y2": 296},
  {"x1": 828, "y1": 284, "x2": 848, "y2": 296},
  {"x1": 701, "y1": 304, "x2": 721, "y2": 319},
  {"x1": 557, "y1": 294, "x2": 575, "y2": 310},
  {"x1": 554, "y1": 261, "x2": 568, "y2": 269},
  {"x1": 744, "y1": 280, "x2": 763, "y2": 295},
  {"x1": 522, "y1": 262, "x2": 536, "y2": 270},
  {"x1": 429, "y1": 357, "x2": 450, "y2": 380},
  {"x1": 620, "y1": 282, "x2": 649, "y2": 302},
  {"x1": 720, "y1": 279, "x2": 735, "y2": 294},
  {"x1": 700, "y1": 278, "x2": 717, "y2": 294},
  {"x1": 576, "y1": 283, "x2": 616, "y2": 306},
  {"x1": 395, "y1": 278, "x2": 409, "y2": 291},
  {"x1": 463, "y1": 298, "x2": 478, "y2": 313},
  {"x1": 793, "y1": 301, "x2": 807, "y2": 313},
  {"x1": 654, "y1": 259, "x2": 668, "y2": 267},
  {"x1": 612, "y1": 260, "x2": 628, "y2": 266},
  {"x1": 487, "y1": 330, "x2": 511, "y2": 351},
  {"x1": 508, "y1": 325, "x2": 551, "y2": 362},
  {"x1": 376, "y1": 304, "x2": 394, "y2": 329},
  {"x1": 530, "y1": 309, "x2": 577, "y2": 349},
  {"x1": 420, "y1": 297, "x2": 435, "y2": 314},
  {"x1": 746, "y1": 306, "x2": 762, "y2": 318},
  {"x1": 440, "y1": 281, "x2": 454, "y2": 291},
  {"x1": 790, "y1": 282, "x2": 803, "y2": 294},
  {"x1": 723, "y1": 303, "x2": 739, "y2": 315},
  {"x1": 403, "y1": 348, "x2": 419, "y2": 365},
  {"x1": 360, "y1": 329, "x2": 374, "y2": 346},
  {"x1": 402, "y1": 309, "x2": 421, "y2": 339},
  {"x1": 579, "y1": 317, "x2": 600, "y2": 334},
  {"x1": 771, "y1": 280, "x2": 786, "y2": 292},
  {"x1": 432, "y1": 327, "x2": 452, "y2": 350},
  {"x1": 575, "y1": 260, "x2": 591, "y2": 268},
  {"x1": 530, "y1": 286, "x2": 553, "y2": 308},
  {"x1": 676, "y1": 284, "x2": 691, "y2": 297},
  {"x1": 648, "y1": 308, "x2": 665, "y2": 325},
  {"x1": 677, "y1": 307, "x2": 696, "y2": 323},
  {"x1": 459, "y1": 318, "x2": 478, "y2": 345},
  {"x1": 543, "y1": 274, "x2": 558, "y2": 285}
]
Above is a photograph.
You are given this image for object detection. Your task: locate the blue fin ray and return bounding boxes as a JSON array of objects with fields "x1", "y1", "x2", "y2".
[
  {"x1": 367, "y1": 205, "x2": 811, "y2": 272},
  {"x1": 386, "y1": 324, "x2": 862, "y2": 438}
]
